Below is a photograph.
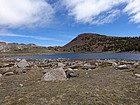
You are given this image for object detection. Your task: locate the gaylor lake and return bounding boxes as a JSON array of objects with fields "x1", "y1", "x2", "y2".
[{"x1": 13, "y1": 53, "x2": 140, "y2": 60}]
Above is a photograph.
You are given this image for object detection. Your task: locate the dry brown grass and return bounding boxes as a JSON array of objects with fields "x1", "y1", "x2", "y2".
[{"x1": 0, "y1": 66, "x2": 140, "y2": 105}]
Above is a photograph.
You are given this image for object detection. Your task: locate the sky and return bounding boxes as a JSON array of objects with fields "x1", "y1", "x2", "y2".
[{"x1": 0, "y1": 0, "x2": 140, "y2": 46}]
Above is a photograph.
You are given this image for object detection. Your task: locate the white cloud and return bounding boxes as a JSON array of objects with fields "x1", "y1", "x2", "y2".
[
  {"x1": 124, "y1": 0, "x2": 140, "y2": 23},
  {"x1": 0, "y1": 33, "x2": 62, "y2": 42},
  {"x1": 92, "y1": 10, "x2": 121, "y2": 25},
  {"x1": 62, "y1": 0, "x2": 125, "y2": 24},
  {"x1": 0, "y1": 0, "x2": 54, "y2": 28},
  {"x1": 1, "y1": 0, "x2": 140, "y2": 28}
]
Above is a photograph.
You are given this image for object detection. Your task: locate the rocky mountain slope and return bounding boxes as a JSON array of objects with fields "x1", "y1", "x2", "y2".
[
  {"x1": 0, "y1": 42, "x2": 38, "y2": 52},
  {"x1": 62, "y1": 33, "x2": 140, "y2": 53}
]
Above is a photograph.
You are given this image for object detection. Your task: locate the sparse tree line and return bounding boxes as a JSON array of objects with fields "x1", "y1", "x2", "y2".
[{"x1": 62, "y1": 36, "x2": 140, "y2": 53}]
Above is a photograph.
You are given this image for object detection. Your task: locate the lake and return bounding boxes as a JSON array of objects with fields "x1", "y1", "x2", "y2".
[{"x1": 13, "y1": 53, "x2": 140, "y2": 60}]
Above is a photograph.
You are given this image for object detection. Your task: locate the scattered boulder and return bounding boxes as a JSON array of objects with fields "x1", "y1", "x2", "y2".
[
  {"x1": 58, "y1": 63, "x2": 65, "y2": 67},
  {"x1": 134, "y1": 74, "x2": 140, "y2": 78},
  {"x1": 112, "y1": 62, "x2": 118, "y2": 69},
  {"x1": 95, "y1": 63, "x2": 99, "y2": 67},
  {"x1": 19, "y1": 84, "x2": 24, "y2": 87},
  {"x1": 16, "y1": 58, "x2": 21, "y2": 61},
  {"x1": 133, "y1": 62, "x2": 140, "y2": 68},
  {"x1": 66, "y1": 68, "x2": 73, "y2": 71},
  {"x1": 112, "y1": 63, "x2": 131, "y2": 70},
  {"x1": 0, "y1": 67, "x2": 10, "y2": 74},
  {"x1": 15, "y1": 59, "x2": 29, "y2": 68},
  {"x1": 65, "y1": 70, "x2": 79, "y2": 78},
  {"x1": 3, "y1": 72, "x2": 14, "y2": 76},
  {"x1": 42, "y1": 68, "x2": 67, "y2": 81},
  {"x1": 0, "y1": 74, "x2": 2, "y2": 78},
  {"x1": 82, "y1": 63, "x2": 96, "y2": 70},
  {"x1": 73, "y1": 69, "x2": 78, "y2": 71},
  {"x1": 117, "y1": 64, "x2": 131, "y2": 69}
]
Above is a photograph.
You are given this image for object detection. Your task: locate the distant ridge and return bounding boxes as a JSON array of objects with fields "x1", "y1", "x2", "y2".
[
  {"x1": 62, "y1": 33, "x2": 140, "y2": 53},
  {"x1": 0, "y1": 42, "x2": 51, "y2": 54},
  {"x1": 0, "y1": 42, "x2": 37, "y2": 52}
]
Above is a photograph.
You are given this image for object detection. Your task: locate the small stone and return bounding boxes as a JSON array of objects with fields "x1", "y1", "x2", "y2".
[
  {"x1": 67, "y1": 68, "x2": 73, "y2": 71},
  {"x1": 19, "y1": 84, "x2": 23, "y2": 87},
  {"x1": 73, "y1": 69, "x2": 78, "y2": 71},
  {"x1": 17, "y1": 58, "x2": 21, "y2": 61}
]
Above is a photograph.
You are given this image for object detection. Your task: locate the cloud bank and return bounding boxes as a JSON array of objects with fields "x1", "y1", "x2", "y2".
[
  {"x1": 124, "y1": 0, "x2": 140, "y2": 23},
  {"x1": 61, "y1": 0, "x2": 125, "y2": 24},
  {"x1": 0, "y1": 0, "x2": 140, "y2": 28},
  {"x1": 0, "y1": 0, "x2": 54, "y2": 28},
  {"x1": 62, "y1": 0, "x2": 140, "y2": 25}
]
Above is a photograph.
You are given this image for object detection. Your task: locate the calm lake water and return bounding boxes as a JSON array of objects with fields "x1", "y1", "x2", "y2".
[{"x1": 13, "y1": 53, "x2": 140, "y2": 60}]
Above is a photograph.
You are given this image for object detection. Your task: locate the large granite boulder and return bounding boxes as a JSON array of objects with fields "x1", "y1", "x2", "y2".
[
  {"x1": 42, "y1": 68, "x2": 67, "y2": 81},
  {"x1": 15, "y1": 59, "x2": 29, "y2": 68}
]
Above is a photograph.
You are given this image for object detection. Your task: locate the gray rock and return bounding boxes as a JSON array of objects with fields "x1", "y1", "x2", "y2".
[
  {"x1": 58, "y1": 63, "x2": 65, "y2": 67},
  {"x1": 112, "y1": 62, "x2": 118, "y2": 68},
  {"x1": 133, "y1": 62, "x2": 140, "y2": 68},
  {"x1": 42, "y1": 68, "x2": 67, "y2": 81},
  {"x1": 82, "y1": 63, "x2": 96, "y2": 70},
  {"x1": 112, "y1": 63, "x2": 131, "y2": 70},
  {"x1": 69, "y1": 73, "x2": 79, "y2": 78},
  {"x1": 15, "y1": 59, "x2": 29, "y2": 68},
  {"x1": 19, "y1": 84, "x2": 24, "y2": 87},
  {"x1": 134, "y1": 74, "x2": 140, "y2": 78},
  {"x1": 73, "y1": 69, "x2": 78, "y2": 71},
  {"x1": 0, "y1": 67, "x2": 10, "y2": 74},
  {"x1": 0, "y1": 74, "x2": 2, "y2": 78},
  {"x1": 3, "y1": 72, "x2": 14, "y2": 76},
  {"x1": 95, "y1": 63, "x2": 99, "y2": 67},
  {"x1": 67, "y1": 68, "x2": 73, "y2": 71},
  {"x1": 16, "y1": 58, "x2": 21, "y2": 61},
  {"x1": 117, "y1": 64, "x2": 131, "y2": 69}
]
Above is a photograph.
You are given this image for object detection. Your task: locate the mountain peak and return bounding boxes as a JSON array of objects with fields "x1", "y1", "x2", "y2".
[{"x1": 62, "y1": 33, "x2": 140, "y2": 53}]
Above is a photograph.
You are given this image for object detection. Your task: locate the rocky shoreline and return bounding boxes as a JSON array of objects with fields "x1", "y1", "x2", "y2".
[
  {"x1": 0, "y1": 58, "x2": 140, "y2": 78},
  {"x1": 0, "y1": 58, "x2": 140, "y2": 104}
]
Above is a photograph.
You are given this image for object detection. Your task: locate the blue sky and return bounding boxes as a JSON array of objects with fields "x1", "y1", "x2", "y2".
[{"x1": 0, "y1": 0, "x2": 140, "y2": 46}]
